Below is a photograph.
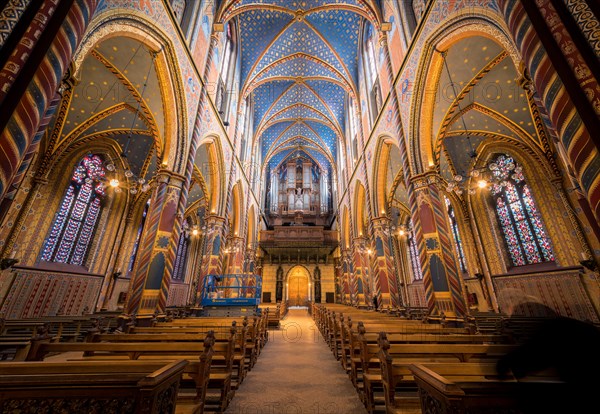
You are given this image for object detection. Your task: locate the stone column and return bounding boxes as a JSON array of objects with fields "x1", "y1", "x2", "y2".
[
  {"x1": 353, "y1": 236, "x2": 371, "y2": 305},
  {"x1": 497, "y1": 0, "x2": 600, "y2": 222},
  {"x1": 196, "y1": 215, "x2": 227, "y2": 302},
  {"x1": 125, "y1": 170, "x2": 184, "y2": 315},
  {"x1": 0, "y1": 0, "x2": 100, "y2": 200},
  {"x1": 409, "y1": 172, "x2": 466, "y2": 317},
  {"x1": 225, "y1": 236, "x2": 244, "y2": 275},
  {"x1": 371, "y1": 217, "x2": 401, "y2": 308},
  {"x1": 340, "y1": 249, "x2": 354, "y2": 305}
]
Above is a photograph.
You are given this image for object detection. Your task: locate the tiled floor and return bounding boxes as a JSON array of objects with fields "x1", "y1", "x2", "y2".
[{"x1": 225, "y1": 308, "x2": 367, "y2": 413}]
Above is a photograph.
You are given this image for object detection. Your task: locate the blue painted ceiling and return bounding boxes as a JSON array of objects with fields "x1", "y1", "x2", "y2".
[{"x1": 223, "y1": 0, "x2": 379, "y2": 173}]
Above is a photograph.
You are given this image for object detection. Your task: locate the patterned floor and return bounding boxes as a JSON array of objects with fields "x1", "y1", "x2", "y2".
[{"x1": 225, "y1": 308, "x2": 366, "y2": 414}]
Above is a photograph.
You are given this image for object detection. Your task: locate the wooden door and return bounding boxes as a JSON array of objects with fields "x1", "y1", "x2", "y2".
[{"x1": 288, "y1": 274, "x2": 308, "y2": 306}]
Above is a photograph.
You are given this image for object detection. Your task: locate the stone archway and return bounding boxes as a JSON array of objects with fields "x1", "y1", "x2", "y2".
[{"x1": 286, "y1": 265, "x2": 311, "y2": 307}]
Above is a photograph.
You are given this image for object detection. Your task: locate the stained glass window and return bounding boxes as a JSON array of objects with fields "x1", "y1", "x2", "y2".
[
  {"x1": 42, "y1": 155, "x2": 106, "y2": 266},
  {"x1": 490, "y1": 154, "x2": 554, "y2": 266},
  {"x1": 408, "y1": 222, "x2": 423, "y2": 281},
  {"x1": 445, "y1": 196, "x2": 467, "y2": 273},
  {"x1": 128, "y1": 199, "x2": 150, "y2": 276},
  {"x1": 172, "y1": 230, "x2": 189, "y2": 282}
]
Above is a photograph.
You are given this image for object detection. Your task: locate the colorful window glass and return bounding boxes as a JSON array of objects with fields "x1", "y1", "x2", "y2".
[
  {"x1": 127, "y1": 199, "x2": 150, "y2": 276},
  {"x1": 42, "y1": 155, "x2": 106, "y2": 265},
  {"x1": 172, "y1": 230, "x2": 189, "y2": 282},
  {"x1": 408, "y1": 222, "x2": 423, "y2": 281},
  {"x1": 490, "y1": 154, "x2": 554, "y2": 266},
  {"x1": 445, "y1": 196, "x2": 467, "y2": 273}
]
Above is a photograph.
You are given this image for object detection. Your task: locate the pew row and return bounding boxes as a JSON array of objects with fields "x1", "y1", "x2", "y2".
[{"x1": 0, "y1": 360, "x2": 190, "y2": 414}]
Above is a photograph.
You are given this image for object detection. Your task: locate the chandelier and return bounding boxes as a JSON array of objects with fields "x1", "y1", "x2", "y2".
[
  {"x1": 101, "y1": 49, "x2": 157, "y2": 196},
  {"x1": 445, "y1": 155, "x2": 524, "y2": 195},
  {"x1": 104, "y1": 150, "x2": 151, "y2": 195},
  {"x1": 436, "y1": 48, "x2": 518, "y2": 196}
]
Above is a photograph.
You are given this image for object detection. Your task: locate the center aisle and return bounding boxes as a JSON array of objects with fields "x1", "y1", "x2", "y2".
[{"x1": 225, "y1": 308, "x2": 367, "y2": 413}]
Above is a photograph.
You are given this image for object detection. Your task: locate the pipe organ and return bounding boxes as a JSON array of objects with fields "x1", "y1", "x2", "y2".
[{"x1": 269, "y1": 156, "x2": 330, "y2": 217}]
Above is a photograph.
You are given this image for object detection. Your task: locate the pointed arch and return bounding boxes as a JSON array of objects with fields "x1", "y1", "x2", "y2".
[
  {"x1": 72, "y1": 12, "x2": 189, "y2": 174},
  {"x1": 409, "y1": 12, "x2": 522, "y2": 174},
  {"x1": 354, "y1": 181, "x2": 368, "y2": 237}
]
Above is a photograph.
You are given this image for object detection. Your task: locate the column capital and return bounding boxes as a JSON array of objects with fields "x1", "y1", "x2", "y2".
[
  {"x1": 226, "y1": 235, "x2": 245, "y2": 246},
  {"x1": 155, "y1": 169, "x2": 173, "y2": 183},
  {"x1": 205, "y1": 215, "x2": 227, "y2": 228},
  {"x1": 371, "y1": 216, "x2": 392, "y2": 226},
  {"x1": 410, "y1": 170, "x2": 443, "y2": 190},
  {"x1": 371, "y1": 216, "x2": 393, "y2": 235}
]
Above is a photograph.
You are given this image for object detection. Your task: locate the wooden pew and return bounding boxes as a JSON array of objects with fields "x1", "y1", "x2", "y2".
[
  {"x1": 0, "y1": 360, "x2": 189, "y2": 414},
  {"x1": 139, "y1": 316, "x2": 265, "y2": 374},
  {"x1": 0, "y1": 341, "x2": 31, "y2": 361},
  {"x1": 27, "y1": 332, "x2": 234, "y2": 413},
  {"x1": 88, "y1": 325, "x2": 248, "y2": 389},
  {"x1": 0, "y1": 355, "x2": 213, "y2": 413},
  {"x1": 377, "y1": 331, "x2": 520, "y2": 414},
  {"x1": 409, "y1": 363, "x2": 565, "y2": 414},
  {"x1": 358, "y1": 330, "x2": 515, "y2": 413}
]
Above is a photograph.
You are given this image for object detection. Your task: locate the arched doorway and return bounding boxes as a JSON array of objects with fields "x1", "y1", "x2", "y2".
[{"x1": 286, "y1": 266, "x2": 311, "y2": 307}]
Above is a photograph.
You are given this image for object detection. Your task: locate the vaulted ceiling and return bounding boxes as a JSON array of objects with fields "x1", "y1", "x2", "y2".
[
  {"x1": 52, "y1": 37, "x2": 163, "y2": 183},
  {"x1": 435, "y1": 36, "x2": 538, "y2": 181},
  {"x1": 219, "y1": 0, "x2": 382, "y2": 174}
]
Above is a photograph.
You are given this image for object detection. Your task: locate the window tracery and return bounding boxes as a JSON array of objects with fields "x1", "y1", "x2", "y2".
[
  {"x1": 490, "y1": 154, "x2": 554, "y2": 266},
  {"x1": 42, "y1": 155, "x2": 106, "y2": 266}
]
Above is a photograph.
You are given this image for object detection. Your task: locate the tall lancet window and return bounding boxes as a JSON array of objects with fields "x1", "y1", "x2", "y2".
[
  {"x1": 490, "y1": 154, "x2": 554, "y2": 266},
  {"x1": 172, "y1": 228, "x2": 190, "y2": 282},
  {"x1": 445, "y1": 196, "x2": 467, "y2": 273},
  {"x1": 42, "y1": 154, "x2": 106, "y2": 266},
  {"x1": 407, "y1": 222, "x2": 423, "y2": 281}
]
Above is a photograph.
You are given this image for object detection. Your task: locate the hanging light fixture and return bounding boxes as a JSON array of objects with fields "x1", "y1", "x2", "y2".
[{"x1": 103, "y1": 50, "x2": 157, "y2": 195}]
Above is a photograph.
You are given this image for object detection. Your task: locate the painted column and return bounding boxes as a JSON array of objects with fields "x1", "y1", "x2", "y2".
[
  {"x1": 0, "y1": 91, "x2": 61, "y2": 221},
  {"x1": 352, "y1": 236, "x2": 371, "y2": 305},
  {"x1": 196, "y1": 215, "x2": 227, "y2": 303},
  {"x1": 125, "y1": 170, "x2": 184, "y2": 315},
  {"x1": 391, "y1": 234, "x2": 410, "y2": 306},
  {"x1": 378, "y1": 28, "x2": 465, "y2": 316},
  {"x1": 0, "y1": 0, "x2": 34, "y2": 49},
  {"x1": 0, "y1": 0, "x2": 100, "y2": 200},
  {"x1": 410, "y1": 173, "x2": 466, "y2": 317},
  {"x1": 498, "y1": 0, "x2": 600, "y2": 222},
  {"x1": 173, "y1": 26, "x2": 222, "y2": 308},
  {"x1": 371, "y1": 217, "x2": 401, "y2": 308},
  {"x1": 225, "y1": 236, "x2": 244, "y2": 275},
  {"x1": 341, "y1": 250, "x2": 354, "y2": 305},
  {"x1": 333, "y1": 257, "x2": 342, "y2": 303}
]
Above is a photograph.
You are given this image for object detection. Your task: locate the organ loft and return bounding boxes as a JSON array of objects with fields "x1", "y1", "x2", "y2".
[{"x1": 0, "y1": 1, "x2": 599, "y2": 413}]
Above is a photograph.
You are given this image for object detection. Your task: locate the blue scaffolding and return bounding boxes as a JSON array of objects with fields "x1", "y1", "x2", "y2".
[{"x1": 200, "y1": 274, "x2": 262, "y2": 307}]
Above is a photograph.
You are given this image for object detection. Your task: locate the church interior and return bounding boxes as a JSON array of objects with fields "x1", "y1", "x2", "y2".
[{"x1": 1, "y1": 1, "x2": 599, "y2": 413}]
